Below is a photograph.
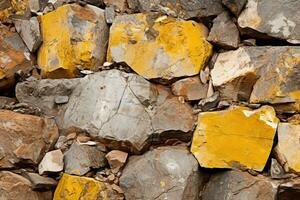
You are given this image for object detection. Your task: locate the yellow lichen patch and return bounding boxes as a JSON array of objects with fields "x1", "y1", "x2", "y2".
[
  {"x1": 0, "y1": 0, "x2": 28, "y2": 22},
  {"x1": 107, "y1": 13, "x2": 212, "y2": 80},
  {"x1": 53, "y1": 174, "x2": 112, "y2": 200},
  {"x1": 191, "y1": 106, "x2": 278, "y2": 171}
]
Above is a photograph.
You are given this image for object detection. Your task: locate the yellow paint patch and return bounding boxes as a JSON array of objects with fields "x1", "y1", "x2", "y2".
[
  {"x1": 191, "y1": 106, "x2": 278, "y2": 171},
  {"x1": 107, "y1": 13, "x2": 212, "y2": 80}
]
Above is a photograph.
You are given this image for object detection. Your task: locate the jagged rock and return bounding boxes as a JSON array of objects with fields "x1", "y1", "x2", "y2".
[
  {"x1": 211, "y1": 46, "x2": 300, "y2": 112},
  {"x1": 270, "y1": 158, "x2": 285, "y2": 179},
  {"x1": 0, "y1": 25, "x2": 33, "y2": 91},
  {"x1": 14, "y1": 17, "x2": 42, "y2": 52},
  {"x1": 64, "y1": 142, "x2": 107, "y2": 175},
  {"x1": 105, "y1": 150, "x2": 128, "y2": 169},
  {"x1": 16, "y1": 70, "x2": 195, "y2": 153},
  {"x1": 222, "y1": 0, "x2": 247, "y2": 16},
  {"x1": 38, "y1": 150, "x2": 64, "y2": 175},
  {"x1": 0, "y1": 110, "x2": 58, "y2": 168},
  {"x1": 278, "y1": 178, "x2": 300, "y2": 200},
  {"x1": 53, "y1": 173, "x2": 117, "y2": 200},
  {"x1": 198, "y1": 91, "x2": 220, "y2": 111},
  {"x1": 120, "y1": 146, "x2": 204, "y2": 200},
  {"x1": 105, "y1": 6, "x2": 115, "y2": 24},
  {"x1": 127, "y1": 0, "x2": 224, "y2": 19},
  {"x1": 38, "y1": 4, "x2": 109, "y2": 78},
  {"x1": 207, "y1": 11, "x2": 240, "y2": 49},
  {"x1": 171, "y1": 76, "x2": 208, "y2": 101},
  {"x1": 191, "y1": 106, "x2": 278, "y2": 171},
  {"x1": 238, "y1": 0, "x2": 300, "y2": 43},
  {"x1": 0, "y1": 0, "x2": 30, "y2": 23},
  {"x1": 107, "y1": 13, "x2": 212, "y2": 80},
  {"x1": 104, "y1": 0, "x2": 127, "y2": 12},
  {"x1": 202, "y1": 170, "x2": 277, "y2": 200},
  {"x1": 0, "y1": 171, "x2": 53, "y2": 200},
  {"x1": 23, "y1": 172, "x2": 57, "y2": 191}
]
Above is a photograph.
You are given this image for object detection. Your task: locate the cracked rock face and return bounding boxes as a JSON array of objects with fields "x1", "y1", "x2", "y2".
[
  {"x1": 120, "y1": 146, "x2": 203, "y2": 200},
  {"x1": 16, "y1": 70, "x2": 195, "y2": 153},
  {"x1": 238, "y1": 0, "x2": 300, "y2": 43},
  {"x1": 191, "y1": 106, "x2": 279, "y2": 171}
]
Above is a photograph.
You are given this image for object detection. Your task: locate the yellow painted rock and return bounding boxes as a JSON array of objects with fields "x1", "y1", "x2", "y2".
[
  {"x1": 0, "y1": 0, "x2": 29, "y2": 23},
  {"x1": 107, "y1": 13, "x2": 213, "y2": 80},
  {"x1": 53, "y1": 173, "x2": 114, "y2": 200},
  {"x1": 191, "y1": 106, "x2": 279, "y2": 171},
  {"x1": 38, "y1": 4, "x2": 109, "y2": 78}
]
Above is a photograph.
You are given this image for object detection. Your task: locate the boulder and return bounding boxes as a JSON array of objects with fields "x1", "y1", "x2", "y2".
[
  {"x1": 38, "y1": 150, "x2": 64, "y2": 175},
  {"x1": 107, "y1": 13, "x2": 212, "y2": 80},
  {"x1": 222, "y1": 0, "x2": 247, "y2": 16},
  {"x1": 16, "y1": 70, "x2": 195, "y2": 153},
  {"x1": 191, "y1": 106, "x2": 278, "y2": 171},
  {"x1": 38, "y1": 4, "x2": 109, "y2": 78},
  {"x1": 120, "y1": 146, "x2": 204, "y2": 200},
  {"x1": 0, "y1": 110, "x2": 58, "y2": 168}
]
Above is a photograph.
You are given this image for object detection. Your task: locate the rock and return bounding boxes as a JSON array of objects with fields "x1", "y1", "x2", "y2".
[
  {"x1": 14, "y1": 17, "x2": 42, "y2": 52},
  {"x1": 38, "y1": 150, "x2": 64, "y2": 175},
  {"x1": 54, "y1": 95, "x2": 69, "y2": 104},
  {"x1": 171, "y1": 76, "x2": 208, "y2": 101},
  {"x1": 127, "y1": 0, "x2": 224, "y2": 19},
  {"x1": 105, "y1": 150, "x2": 128, "y2": 169},
  {"x1": 0, "y1": 25, "x2": 33, "y2": 91},
  {"x1": 238, "y1": 0, "x2": 300, "y2": 43},
  {"x1": 28, "y1": 0, "x2": 41, "y2": 13},
  {"x1": 120, "y1": 146, "x2": 204, "y2": 200},
  {"x1": 0, "y1": 0, "x2": 30, "y2": 23},
  {"x1": 278, "y1": 178, "x2": 300, "y2": 200},
  {"x1": 207, "y1": 11, "x2": 240, "y2": 49},
  {"x1": 0, "y1": 171, "x2": 52, "y2": 200},
  {"x1": 64, "y1": 142, "x2": 107, "y2": 175},
  {"x1": 201, "y1": 170, "x2": 277, "y2": 200},
  {"x1": 53, "y1": 173, "x2": 117, "y2": 200},
  {"x1": 198, "y1": 91, "x2": 220, "y2": 111},
  {"x1": 16, "y1": 70, "x2": 195, "y2": 153},
  {"x1": 0, "y1": 110, "x2": 58, "y2": 168},
  {"x1": 107, "y1": 13, "x2": 212, "y2": 80},
  {"x1": 191, "y1": 106, "x2": 279, "y2": 171},
  {"x1": 38, "y1": 4, "x2": 109, "y2": 78},
  {"x1": 23, "y1": 172, "x2": 57, "y2": 191},
  {"x1": 270, "y1": 158, "x2": 285, "y2": 179},
  {"x1": 222, "y1": 0, "x2": 247, "y2": 16},
  {"x1": 211, "y1": 46, "x2": 300, "y2": 112},
  {"x1": 105, "y1": 6, "x2": 115, "y2": 24},
  {"x1": 0, "y1": 96, "x2": 16, "y2": 108},
  {"x1": 275, "y1": 122, "x2": 300, "y2": 173},
  {"x1": 104, "y1": 0, "x2": 128, "y2": 12}
]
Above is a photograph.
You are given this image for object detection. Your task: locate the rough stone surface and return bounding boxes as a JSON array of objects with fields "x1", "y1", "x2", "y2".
[
  {"x1": 202, "y1": 170, "x2": 277, "y2": 200},
  {"x1": 270, "y1": 158, "x2": 285, "y2": 179},
  {"x1": 211, "y1": 46, "x2": 300, "y2": 112},
  {"x1": 0, "y1": 0, "x2": 30, "y2": 23},
  {"x1": 0, "y1": 110, "x2": 58, "y2": 168},
  {"x1": 23, "y1": 172, "x2": 57, "y2": 191},
  {"x1": 104, "y1": 0, "x2": 127, "y2": 12},
  {"x1": 64, "y1": 142, "x2": 107, "y2": 176},
  {"x1": 106, "y1": 150, "x2": 128, "y2": 169},
  {"x1": 171, "y1": 76, "x2": 208, "y2": 101},
  {"x1": 238, "y1": 0, "x2": 300, "y2": 43},
  {"x1": 191, "y1": 106, "x2": 278, "y2": 171},
  {"x1": 107, "y1": 13, "x2": 212, "y2": 80},
  {"x1": 120, "y1": 146, "x2": 203, "y2": 200},
  {"x1": 38, "y1": 4, "x2": 109, "y2": 78},
  {"x1": 38, "y1": 150, "x2": 64, "y2": 175},
  {"x1": 222, "y1": 0, "x2": 247, "y2": 16},
  {"x1": 207, "y1": 11, "x2": 239, "y2": 49},
  {"x1": 16, "y1": 70, "x2": 195, "y2": 153},
  {"x1": 278, "y1": 179, "x2": 300, "y2": 200},
  {"x1": 0, "y1": 171, "x2": 53, "y2": 200}
]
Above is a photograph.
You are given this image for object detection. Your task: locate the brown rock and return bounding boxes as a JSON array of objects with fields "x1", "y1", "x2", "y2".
[
  {"x1": 105, "y1": 150, "x2": 128, "y2": 169},
  {"x1": 23, "y1": 172, "x2": 57, "y2": 191},
  {"x1": 278, "y1": 178, "x2": 300, "y2": 200},
  {"x1": 222, "y1": 0, "x2": 247, "y2": 16},
  {"x1": 104, "y1": 0, "x2": 128, "y2": 12}
]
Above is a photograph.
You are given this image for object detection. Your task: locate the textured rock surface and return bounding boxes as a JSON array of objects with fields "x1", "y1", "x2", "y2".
[
  {"x1": 278, "y1": 179, "x2": 300, "y2": 200},
  {"x1": 0, "y1": 0, "x2": 29, "y2": 23},
  {"x1": 38, "y1": 4, "x2": 109, "y2": 78},
  {"x1": 107, "y1": 13, "x2": 212, "y2": 80},
  {"x1": 38, "y1": 150, "x2": 64, "y2": 175},
  {"x1": 191, "y1": 106, "x2": 278, "y2": 171},
  {"x1": 106, "y1": 150, "x2": 128, "y2": 169},
  {"x1": 222, "y1": 0, "x2": 247, "y2": 16},
  {"x1": 120, "y1": 146, "x2": 203, "y2": 200},
  {"x1": 23, "y1": 172, "x2": 57, "y2": 191},
  {"x1": 0, "y1": 110, "x2": 58, "y2": 168}
]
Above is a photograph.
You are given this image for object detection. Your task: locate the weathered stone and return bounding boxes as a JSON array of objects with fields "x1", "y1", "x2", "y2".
[
  {"x1": 38, "y1": 150, "x2": 64, "y2": 175},
  {"x1": 54, "y1": 95, "x2": 69, "y2": 104},
  {"x1": 171, "y1": 76, "x2": 208, "y2": 101},
  {"x1": 38, "y1": 4, "x2": 109, "y2": 78},
  {"x1": 0, "y1": 0, "x2": 30, "y2": 23},
  {"x1": 270, "y1": 158, "x2": 285, "y2": 179},
  {"x1": 211, "y1": 46, "x2": 300, "y2": 112},
  {"x1": 16, "y1": 70, "x2": 195, "y2": 153},
  {"x1": 191, "y1": 106, "x2": 278, "y2": 171},
  {"x1": 104, "y1": 0, "x2": 127, "y2": 12},
  {"x1": 64, "y1": 142, "x2": 107, "y2": 175},
  {"x1": 202, "y1": 170, "x2": 277, "y2": 200},
  {"x1": 207, "y1": 11, "x2": 239, "y2": 49},
  {"x1": 105, "y1": 150, "x2": 128, "y2": 169},
  {"x1": 120, "y1": 146, "x2": 203, "y2": 200},
  {"x1": 105, "y1": 6, "x2": 115, "y2": 24},
  {"x1": 53, "y1": 173, "x2": 116, "y2": 200},
  {"x1": 23, "y1": 172, "x2": 57, "y2": 191},
  {"x1": 278, "y1": 178, "x2": 300, "y2": 200},
  {"x1": 238, "y1": 0, "x2": 300, "y2": 43},
  {"x1": 0, "y1": 25, "x2": 33, "y2": 91},
  {"x1": 107, "y1": 13, "x2": 212, "y2": 80},
  {"x1": 127, "y1": 0, "x2": 224, "y2": 19},
  {"x1": 0, "y1": 110, "x2": 58, "y2": 168},
  {"x1": 0, "y1": 171, "x2": 52, "y2": 200},
  {"x1": 222, "y1": 0, "x2": 247, "y2": 16},
  {"x1": 198, "y1": 91, "x2": 220, "y2": 111},
  {"x1": 14, "y1": 17, "x2": 42, "y2": 52},
  {"x1": 28, "y1": 0, "x2": 40, "y2": 13}
]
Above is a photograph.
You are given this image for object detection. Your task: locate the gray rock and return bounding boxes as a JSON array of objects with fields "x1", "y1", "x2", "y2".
[
  {"x1": 238, "y1": 0, "x2": 300, "y2": 43},
  {"x1": 28, "y1": 0, "x2": 41, "y2": 13},
  {"x1": 38, "y1": 150, "x2": 64, "y2": 175},
  {"x1": 105, "y1": 6, "x2": 115, "y2": 24},
  {"x1": 64, "y1": 142, "x2": 107, "y2": 176},
  {"x1": 270, "y1": 158, "x2": 285, "y2": 179},
  {"x1": 120, "y1": 146, "x2": 204, "y2": 200},
  {"x1": 198, "y1": 91, "x2": 220, "y2": 111},
  {"x1": 16, "y1": 70, "x2": 195, "y2": 153},
  {"x1": 23, "y1": 172, "x2": 57, "y2": 191},
  {"x1": 222, "y1": 0, "x2": 247, "y2": 16},
  {"x1": 208, "y1": 11, "x2": 240, "y2": 49},
  {"x1": 54, "y1": 95, "x2": 69, "y2": 104}
]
